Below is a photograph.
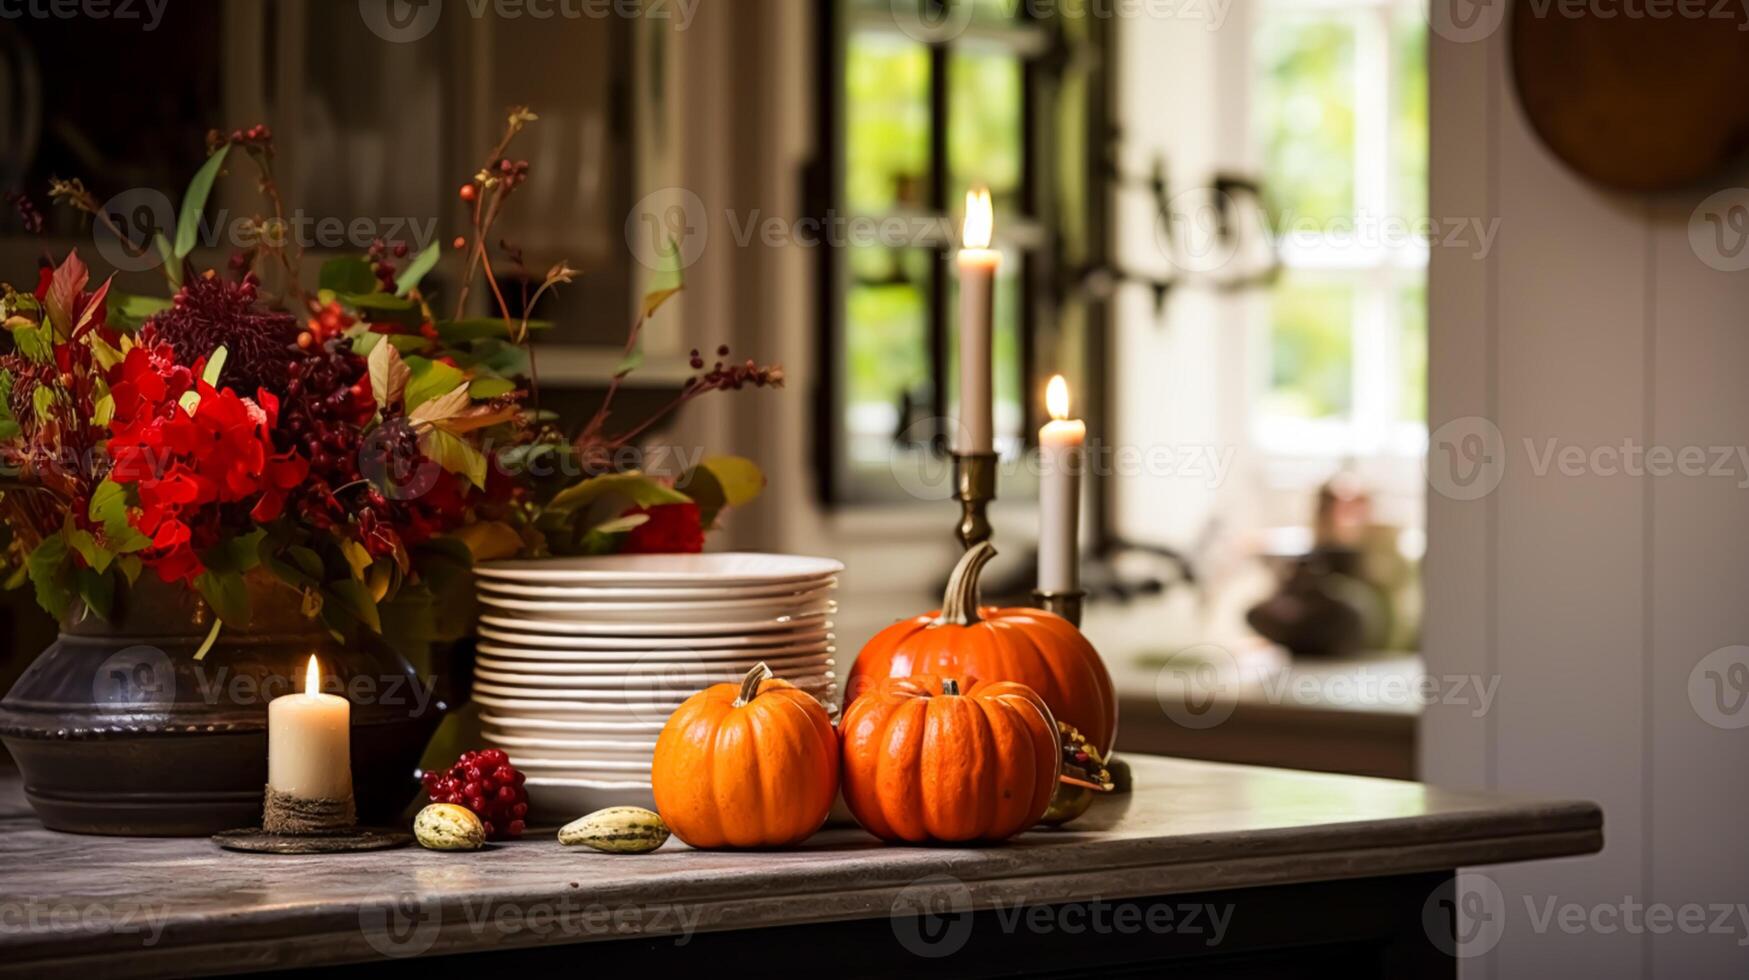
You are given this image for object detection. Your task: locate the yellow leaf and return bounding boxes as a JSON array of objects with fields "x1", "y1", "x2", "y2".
[
  {"x1": 452, "y1": 521, "x2": 524, "y2": 562},
  {"x1": 340, "y1": 539, "x2": 373, "y2": 581}
]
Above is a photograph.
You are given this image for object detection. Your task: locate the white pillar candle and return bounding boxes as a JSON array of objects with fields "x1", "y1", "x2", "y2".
[
  {"x1": 1038, "y1": 375, "x2": 1086, "y2": 593},
  {"x1": 956, "y1": 188, "x2": 999, "y2": 455},
  {"x1": 268, "y1": 655, "x2": 353, "y2": 801}
]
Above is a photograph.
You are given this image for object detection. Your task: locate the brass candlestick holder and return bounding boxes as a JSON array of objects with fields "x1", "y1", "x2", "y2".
[
  {"x1": 1031, "y1": 588, "x2": 1086, "y2": 627},
  {"x1": 952, "y1": 452, "x2": 998, "y2": 550}
]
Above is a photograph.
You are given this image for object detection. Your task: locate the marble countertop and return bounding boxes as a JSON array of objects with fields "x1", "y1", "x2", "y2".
[{"x1": 0, "y1": 755, "x2": 1601, "y2": 977}]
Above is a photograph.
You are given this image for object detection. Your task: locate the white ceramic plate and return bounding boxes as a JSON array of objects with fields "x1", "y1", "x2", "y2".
[
  {"x1": 474, "y1": 662, "x2": 835, "y2": 689},
  {"x1": 475, "y1": 578, "x2": 838, "y2": 602},
  {"x1": 515, "y1": 756, "x2": 651, "y2": 773},
  {"x1": 477, "y1": 553, "x2": 844, "y2": 587},
  {"x1": 523, "y1": 777, "x2": 655, "y2": 820},
  {"x1": 480, "y1": 713, "x2": 665, "y2": 735},
  {"x1": 474, "y1": 651, "x2": 834, "y2": 674},
  {"x1": 476, "y1": 627, "x2": 833, "y2": 652},
  {"x1": 477, "y1": 594, "x2": 836, "y2": 624},
  {"x1": 481, "y1": 732, "x2": 656, "y2": 753},
  {"x1": 474, "y1": 678, "x2": 834, "y2": 703},
  {"x1": 478, "y1": 612, "x2": 831, "y2": 637}
]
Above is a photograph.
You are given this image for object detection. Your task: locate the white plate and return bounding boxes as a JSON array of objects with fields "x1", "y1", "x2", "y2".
[
  {"x1": 477, "y1": 594, "x2": 836, "y2": 624},
  {"x1": 477, "y1": 553, "x2": 844, "y2": 587},
  {"x1": 482, "y1": 732, "x2": 656, "y2": 753},
  {"x1": 474, "y1": 651, "x2": 834, "y2": 674},
  {"x1": 476, "y1": 578, "x2": 838, "y2": 602},
  {"x1": 474, "y1": 662, "x2": 835, "y2": 689},
  {"x1": 474, "y1": 678, "x2": 834, "y2": 703},
  {"x1": 480, "y1": 713, "x2": 665, "y2": 734},
  {"x1": 476, "y1": 627, "x2": 833, "y2": 652},
  {"x1": 523, "y1": 777, "x2": 654, "y2": 819},
  {"x1": 515, "y1": 756, "x2": 651, "y2": 773},
  {"x1": 478, "y1": 612, "x2": 831, "y2": 637}
]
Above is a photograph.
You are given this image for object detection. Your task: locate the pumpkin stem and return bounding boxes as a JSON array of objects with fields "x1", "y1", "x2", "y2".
[
  {"x1": 934, "y1": 541, "x2": 996, "y2": 627},
  {"x1": 942, "y1": 678, "x2": 961, "y2": 697},
  {"x1": 733, "y1": 662, "x2": 773, "y2": 706}
]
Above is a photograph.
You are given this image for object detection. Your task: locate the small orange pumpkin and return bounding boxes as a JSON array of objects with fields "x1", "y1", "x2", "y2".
[
  {"x1": 651, "y1": 662, "x2": 839, "y2": 848},
  {"x1": 848, "y1": 542, "x2": 1117, "y2": 754},
  {"x1": 840, "y1": 674, "x2": 1059, "y2": 843}
]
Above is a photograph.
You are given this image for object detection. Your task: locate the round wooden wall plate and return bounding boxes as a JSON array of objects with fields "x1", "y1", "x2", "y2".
[{"x1": 1511, "y1": 10, "x2": 1749, "y2": 192}]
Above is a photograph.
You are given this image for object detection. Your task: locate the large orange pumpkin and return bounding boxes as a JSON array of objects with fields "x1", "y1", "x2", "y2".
[
  {"x1": 848, "y1": 542, "x2": 1117, "y2": 753},
  {"x1": 651, "y1": 662, "x2": 839, "y2": 848},
  {"x1": 840, "y1": 674, "x2": 1059, "y2": 842}
]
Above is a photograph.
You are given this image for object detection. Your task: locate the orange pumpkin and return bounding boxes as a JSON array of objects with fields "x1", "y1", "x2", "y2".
[
  {"x1": 840, "y1": 674, "x2": 1059, "y2": 842},
  {"x1": 848, "y1": 542, "x2": 1117, "y2": 753},
  {"x1": 651, "y1": 662, "x2": 839, "y2": 848}
]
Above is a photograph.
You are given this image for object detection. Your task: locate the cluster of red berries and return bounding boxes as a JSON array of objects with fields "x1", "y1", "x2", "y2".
[
  {"x1": 302, "y1": 300, "x2": 358, "y2": 347},
  {"x1": 365, "y1": 238, "x2": 410, "y2": 291},
  {"x1": 212, "y1": 123, "x2": 274, "y2": 152},
  {"x1": 422, "y1": 749, "x2": 528, "y2": 840},
  {"x1": 687, "y1": 343, "x2": 784, "y2": 391},
  {"x1": 282, "y1": 335, "x2": 373, "y2": 529}
]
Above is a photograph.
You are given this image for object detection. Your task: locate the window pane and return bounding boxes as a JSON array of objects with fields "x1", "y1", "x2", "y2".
[
  {"x1": 948, "y1": 50, "x2": 1023, "y2": 211},
  {"x1": 1254, "y1": 16, "x2": 1356, "y2": 227},
  {"x1": 1398, "y1": 281, "x2": 1426, "y2": 424},
  {"x1": 947, "y1": 250, "x2": 1024, "y2": 456},
  {"x1": 847, "y1": 248, "x2": 934, "y2": 468},
  {"x1": 1392, "y1": 11, "x2": 1428, "y2": 226},
  {"x1": 846, "y1": 35, "x2": 931, "y2": 214},
  {"x1": 1267, "y1": 276, "x2": 1353, "y2": 421}
]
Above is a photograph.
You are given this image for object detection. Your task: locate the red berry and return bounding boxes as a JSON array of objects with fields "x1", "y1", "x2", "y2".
[
  {"x1": 423, "y1": 748, "x2": 530, "y2": 840},
  {"x1": 459, "y1": 184, "x2": 478, "y2": 202}
]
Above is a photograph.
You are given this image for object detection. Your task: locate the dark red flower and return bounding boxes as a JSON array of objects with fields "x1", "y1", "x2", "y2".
[{"x1": 619, "y1": 502, "x2": 704, "y2": 554}]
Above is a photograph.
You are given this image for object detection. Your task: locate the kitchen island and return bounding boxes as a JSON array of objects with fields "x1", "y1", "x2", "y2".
[{"x1": 0, "y1": 755, "x2": 1601, "y2": 978}]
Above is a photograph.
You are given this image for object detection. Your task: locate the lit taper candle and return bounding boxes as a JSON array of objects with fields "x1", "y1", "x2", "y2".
[
  {"x1": 1038, "y1": 375, "x2": 1086, "y2": 593},
  {"x1": 956, "y1": 187, "x2": 999, "y2": 454}
]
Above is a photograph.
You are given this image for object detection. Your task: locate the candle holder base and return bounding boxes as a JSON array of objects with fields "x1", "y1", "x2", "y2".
[
  {"x1": 1031, "y1": 588, "x2": 1087, "y2": 628},
  {"x1": 953, "y1": 452, "x2": 999, "y2": 550},
  {"x1": 262, "y1": 785, "x2": 357, "y2": 836},
  {"x1": 211, "y1": 827, "x2": 413, "y2": 854}
]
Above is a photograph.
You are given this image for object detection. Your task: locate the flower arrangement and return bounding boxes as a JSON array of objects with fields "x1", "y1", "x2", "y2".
[{"x1": 0, "y1": 108, "x2": 778, "y2": 652}]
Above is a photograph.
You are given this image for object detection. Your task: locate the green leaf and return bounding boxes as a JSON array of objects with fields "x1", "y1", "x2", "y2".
[
  {"x1": 287, "y1": 545, "x2": 325, "y2": 581},
  {"x1": 194, "y1": 567, "x2": 250, "y2": 627},
  {"x1": 25, "y1": 536, "x2": 72, "y2": 622},
  {"x1": 89, "y1": 479, "x2": 150, "y2": 553},
  {"x1": 319, "y1": 257, "x2": 377, "y2": 295},
  {"x1": 115, "y1": 554, "x2": 143, "y2": 585},
  {"x1": 614, "y1": 345, "x2": 644, "y2": 377},
  {"x1": 174, "y1": 144, "x2": 230, "y2": 259},
  {"x1": 394, "y1": 240, "x2": 442, "y2": 297},
  {"x1": 13, "y1": 324, "x2": 53, "y2": 363},
  {"x1": 153, "y1": 233, "x2": 181, "y2": 290},
  {"x1": 325, "y1": 578, "x2": 383, "y2": 633},
  {"x1": 435, "y1": 318, "x2": 554, "y2": 343},
  {"x1": 340, "y1": 291, "x2": 422, "y2": 325},
  {"x1": 202, "y1": 345, "x2": 228, "y2": 387},
  {"x1": 91, "y1": 393, "x2": 115, "y2": 427},
  {"x1": 202, "y1": 529, "x2": 266, "y2": 575},
  {"x1": 192, "y1": 617, "x2": 222, "y2": 661},
  {"x1": 66, "y1": 526, "x2": 113, "y2": 574},
  {"x1": 590, "y1": 513, "x2": 650, "y2": 535},
  {"x1": 403, "y1": 356, "x2": 466, "y2": 410},
  {"x1": 32, "y1": 384, "x2": 55, "y2": 420},
  {"x1": 677, "y1": 455, "x2": 766, "y2": 529},
  {"x1": 419, "y1": 428, "x2": 487, "y2": 488},
  {"x1": 468, "y1": 376, "x2": 516, "y2": 399},
  {"x1": 76, "y1": 567, "x2": 115, "y2": 621},
  {"x1": 544, "y1": 471, "x2": 689, "y2": 517},
  {"x1": 107, "y1": 292, "x2": 171, "y2": 331}
]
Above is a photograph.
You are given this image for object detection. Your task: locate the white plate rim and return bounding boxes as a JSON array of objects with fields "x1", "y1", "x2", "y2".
[
  {"x1": 478, "y1": 612, "x2": 831, "y2": 636},
  {"x1": 474, "y1": 651, "x2": 835, "y2": 674},
  {"x1": 481, "y1": 713, "x2": 665, "y2": 733},
  {"x1": 476, "y1": 627, "x2": 833, "y2": 651},
  {"x1": 476, "y1": 553, "x2": 844, "y2": 585},
  {"x1": 475, "y1": 578, "x2": 838, "y2": 601},
  {"x1": 476, "y1": 591, "x2": 836, "y2": 616}
]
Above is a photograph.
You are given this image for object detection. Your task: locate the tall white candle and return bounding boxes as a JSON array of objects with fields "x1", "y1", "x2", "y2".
[
  {"x1": 268, "y1": 655, "x2": 353, "y2": 801},
  {"x1": 1038, "y1": 375, "x2": 1086, "y2": 593},
  {"x1": 956, "y1": 188, "x2": 999, "y2": 455}
]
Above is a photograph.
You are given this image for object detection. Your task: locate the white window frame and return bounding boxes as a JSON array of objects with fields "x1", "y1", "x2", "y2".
[{"x1": 1249, "y1": 0, "x2": 1427, "y2": 464}]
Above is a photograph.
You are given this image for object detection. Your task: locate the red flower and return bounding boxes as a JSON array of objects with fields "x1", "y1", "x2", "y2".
[{"x1": 619, "y1": 502, "x2": 704, "y2": 554}]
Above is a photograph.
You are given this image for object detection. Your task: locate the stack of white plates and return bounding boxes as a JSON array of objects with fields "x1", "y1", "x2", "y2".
[{"x1": 472, "y1": 553, "x2": 844, "y2": 817}]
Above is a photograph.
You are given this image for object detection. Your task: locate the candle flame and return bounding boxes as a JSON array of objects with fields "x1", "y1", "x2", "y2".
[
  {"x1": 1046, "y1": 374, "x2": 1071, "y2": 421},
  {"x1": 304, "y1": 655, "x2": 320, "y2": 697},
  {"x1": 962, "y1": 187, "x2": 993, "y2": 250}
]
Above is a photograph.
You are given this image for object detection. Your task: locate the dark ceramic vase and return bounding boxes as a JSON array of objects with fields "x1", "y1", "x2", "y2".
[{"x1": 0, "y1": 574, "x2": 445, "y2": 836}]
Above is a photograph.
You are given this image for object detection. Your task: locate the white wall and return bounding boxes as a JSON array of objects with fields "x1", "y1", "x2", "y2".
[{"x1": 1423, "y1": 20, "x2": 1749, "y2": 979}]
